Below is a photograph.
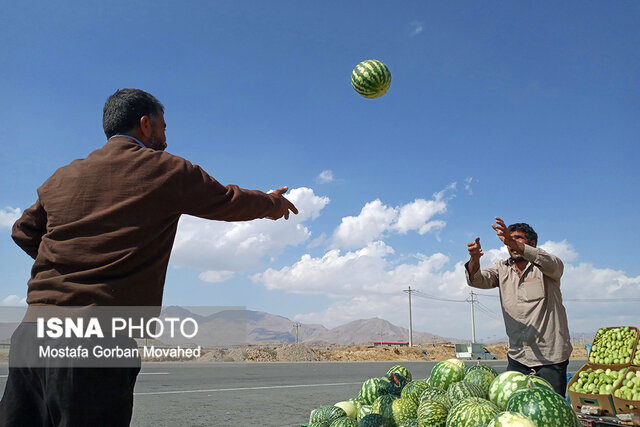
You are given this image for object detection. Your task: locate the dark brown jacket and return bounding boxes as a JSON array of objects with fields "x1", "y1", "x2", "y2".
[{"x1": 12, "y1": 137, "x2": 285, "y2": 307}]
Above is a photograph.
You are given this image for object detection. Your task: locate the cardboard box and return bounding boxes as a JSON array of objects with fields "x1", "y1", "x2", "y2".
[
  {"x1": 612, "y1": 366, "x2": 640, "y2": 415},
  {"x1": 567, "y1": 363, "x2": 628, "y2": 416},
  {"x1": 588, "y1": 326, "x2": 638, "y2": 368}
]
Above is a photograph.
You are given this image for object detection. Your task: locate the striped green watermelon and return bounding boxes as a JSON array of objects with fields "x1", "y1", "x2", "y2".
[
  {"x1": 416, "y1": 400, "x2": 448, "y2": 427},
  {"x1": 371, "y1": 394, "x2": 397, "y2": 426},
  {"x1": 357, "y1": 413, "x2": 384, "y2": 427},
  {"x1": 387, "y1": 365, "x2": 412, "y2": 382},
  {"x1": 400, "y1": 380, "x2": 429, "y2": 405},
  {"x1": 398, "y1": 419, "x2": 419, "y2": 427},
  {"x1": 357, "y1": 404, "x2": 372, "y2": 421},
  {"x1": 504, "y1": 386, "x2": 581, "y2": 427},
  {"x1": 351, "y1": 59, "x2": 391, "y2": 99},
  {"x1": 446, "y1": 397, "x2": 500, "y2": 427},
  {"x1": 464, "y1": 369, "x2": 496, "y2": 396},
  {"x1": 310, "y1": 405, "x2": 348, "y2": 426},
  {"x1": 329, "y1": 417, "x2": 358, "y2": 427},
  {"x1": 392, "y1": 397, "x2": 418, "y2": 426},
  {"x1": 465, "y1": 363, "x2": 499, "y2": 377},
  {"x1": 488, "y1": 371, "x2": 553, "y2": 409},
  {"x1": 418, "y1": 386, "x2": 451, "y2": 410},
  {"x1": 487, "y1": 411, "x2": 536, "y2": 427},
  {"x1": 429, "y1": 359, "x2": 465, "y2": 390},
  {"x1": 446, "y1": 358, "x2": 466, "y2": 371},
  {"x1": 359, "y1": 378, "x2": 381, "y2": 405},
  {"x1": 446, "y1": 380, "x2": 487, "y2": 405}
]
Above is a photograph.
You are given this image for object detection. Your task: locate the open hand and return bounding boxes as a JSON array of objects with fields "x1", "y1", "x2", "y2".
[{"x1": 492, "y1": 217, "x2": 515, "y2": 247}]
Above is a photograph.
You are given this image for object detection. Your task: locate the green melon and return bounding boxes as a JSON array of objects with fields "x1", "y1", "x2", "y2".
[
  {"x1": 416, "y1": 400, "x2": 448, "y2": 427},
  {"x1": 371, "y1": 394, "x2": 397, "y2": 426},
  {"x1": 504, "y1": 386, "x2": 581, "y2": 427},
  {"x1": 392, "y1": 397, "x2": 417, "y2": 426},
  {"x1": 488, "y1": 371, "x2": 553, "y2": 409},
  {"x1": 359, "y1": 378, "x2": 381, "y2": 405},
  {"x1": 418, "y1": 386, "x2": 451, "y2": 410},
  {"x1": 464, "y1": 369, "x2": 496, "y2": 396},
  {"x1": 446, "y1": 397, "x2": 500, "y2": 427},
  {"x1": 329, "y1": 417, "x2": 358, "y2": 427},
  {"x1": 351, "y1": 59, "x2": 391, "y2": 99},
  {"x1": 398, "y1": 418, "x2": 419, "y2": 427},
  {"x1": 446, "y1": 380, "x2": 487, "y2": 405},
  {"x1": 357, "y1": 413, "x2": 384, "y2": 427},
  {"x1": 387, "y1": 365, "x2": 412, "y2": 382},
  {"x1": 357, "y1": 404, "x2": 372, "y2": 421},
  {"x1": 446, "y1": 358, "x2": 466, "y2": 371},
  {"x1": 310, "y1": 405, "x2": 348, "y2": 426},
  {"x1": 400, "y1": 380, "x2": 430, "y2": 405},
  {"x1": 487, "y1": 411, "x2": 536, "y2": 427},
  {"x1": 465, "y1": 363, "x2": 499, "y2": 377},
  {"x1": 429, "y1": 359, "x2": 465, "y2": 390}
]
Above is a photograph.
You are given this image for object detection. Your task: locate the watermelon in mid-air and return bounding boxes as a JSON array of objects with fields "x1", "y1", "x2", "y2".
[{"x1": 351, "y1": 59, "x2": 391, "y2": 99}]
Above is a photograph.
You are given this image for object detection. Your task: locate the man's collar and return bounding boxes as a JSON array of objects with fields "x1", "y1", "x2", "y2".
[{"x1": 109, "y1": 134, "x2": 146, "y2": 148}]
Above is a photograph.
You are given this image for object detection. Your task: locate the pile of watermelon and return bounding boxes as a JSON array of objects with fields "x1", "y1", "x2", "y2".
[{"x1": 305, "y1": 359, "x2": 581, "y2": 427}]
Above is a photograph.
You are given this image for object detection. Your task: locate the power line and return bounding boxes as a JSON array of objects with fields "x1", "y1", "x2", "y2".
[{"x1": 412, "y1": 291, "x2": 466, "y2": 303}]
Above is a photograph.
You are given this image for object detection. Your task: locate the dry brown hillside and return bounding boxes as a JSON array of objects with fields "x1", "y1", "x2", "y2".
[{"x1": 192, "y1": 342, "x2": 590, "y2": 363}]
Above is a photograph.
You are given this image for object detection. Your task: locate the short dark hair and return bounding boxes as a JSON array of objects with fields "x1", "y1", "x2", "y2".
[
  {"x1": 102, "y1": 89, "x2": 164, "y2": 138},
  {"x1": 508, "y1": 223, "x2": 538, "y2": 242}
]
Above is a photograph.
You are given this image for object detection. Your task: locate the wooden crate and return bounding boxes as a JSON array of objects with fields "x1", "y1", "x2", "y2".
[{"x1": 612, "y1": 366, "x2": 640, "y2": 415}]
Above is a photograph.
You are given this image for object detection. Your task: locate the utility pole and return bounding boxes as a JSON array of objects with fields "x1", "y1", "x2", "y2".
[
  {"x1": 293, "y1": 322, "x2": 301, "y2": 343},
  {"x1": 467, "y1": 291, "x2": 477, "y2": 343},
  {"x1": 403, "y1": 286, "x2": 417, "y2": 347}
]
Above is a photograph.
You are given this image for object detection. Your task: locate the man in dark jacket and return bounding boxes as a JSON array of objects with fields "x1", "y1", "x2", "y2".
[{"x1": 0, "y1": 88, "x2": 298, "y2": 426}]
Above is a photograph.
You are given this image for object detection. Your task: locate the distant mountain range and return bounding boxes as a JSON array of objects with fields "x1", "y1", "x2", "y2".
[{"x1": 155, "y1": 307, "x2": 452, "y2": 347}]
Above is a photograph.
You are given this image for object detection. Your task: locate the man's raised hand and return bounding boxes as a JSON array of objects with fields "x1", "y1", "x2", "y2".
[
  {"x1": 492, "y1": 217, "x2": 515, "y2": 247},
  {"x1": 467, "y1": 237, "x2": 484, "y2": 260}
]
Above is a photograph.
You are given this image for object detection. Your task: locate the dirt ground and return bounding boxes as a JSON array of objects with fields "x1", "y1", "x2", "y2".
[
  {"x1": 196, "y1": 341, "x2": 590, "y2": 362},
  {"x1": 313, "y1": 342, "x2": 589, "y2": 362}
]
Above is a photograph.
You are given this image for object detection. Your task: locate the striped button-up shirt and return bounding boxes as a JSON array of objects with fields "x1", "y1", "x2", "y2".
[{"x1": 465, "y1": 244, "x2": 573, "y2": 366}]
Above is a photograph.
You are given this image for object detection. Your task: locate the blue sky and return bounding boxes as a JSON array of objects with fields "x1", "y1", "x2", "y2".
[{"x1": 1, "y1": 1, "x2": 639, "y2": 340}]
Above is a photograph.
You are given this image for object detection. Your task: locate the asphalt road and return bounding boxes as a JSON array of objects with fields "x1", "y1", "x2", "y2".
[{"x1": 0, "y1": 360, "x2": 587, "y2": 427}]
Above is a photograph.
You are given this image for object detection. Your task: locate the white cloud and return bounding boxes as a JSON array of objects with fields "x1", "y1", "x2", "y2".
[
  {"x1": 170, "y1": 187, "x2": 329, "y2": 274},
  {"x1": 394, "y1": 199, "x2": 447, "y2": 235},
  {"x1": 332, "y1": 200, "x2": 397, "y2": 249},
  {"x1": 463, "y1": 177, "x2": 474, "y2": 195},
  {"x1": 0, "y1": 207, "x2": 21, "y2": 229},
  {"x1": 410, "y1": 21, "x2": 424, "y2": 36},
  {"x1": 253, "y1": 241, "x2": 396, "y2": 296},
  {"x1": 253, "y1": 238, "x2": 640, "y2": 338},
  {"x1": 540, "y1": 240, "x2": 578, "y2": 263},
  {"x1": 316, "y1": 170, "x2": 334, "y2": 183},
  {"x1": 2, "y1": 295, "x2": 27, "y2": 306},
  {"x1": 198, "y1": 270, "x2": 236, "y2": 283},
  {"x1": 332, "y1": 185, "x2": 452, "y2": 249}
]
